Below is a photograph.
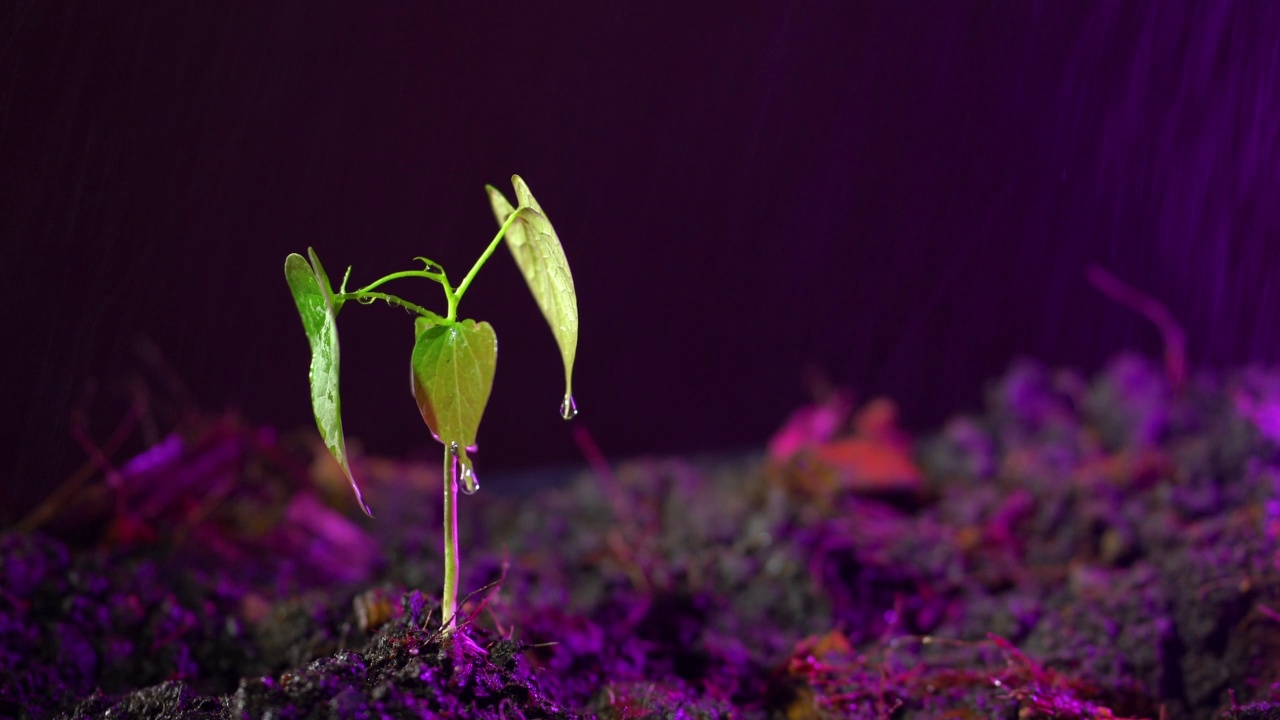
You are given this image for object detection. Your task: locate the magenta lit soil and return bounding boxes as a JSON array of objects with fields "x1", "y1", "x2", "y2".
[{"x1": 5, "y1": 353, "x2": 1280, "y2": 719}]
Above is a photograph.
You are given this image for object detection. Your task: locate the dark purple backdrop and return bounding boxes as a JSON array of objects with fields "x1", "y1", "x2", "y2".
[{"x1": 4, "y1": 3, "x2": 1279, "y2": 520}]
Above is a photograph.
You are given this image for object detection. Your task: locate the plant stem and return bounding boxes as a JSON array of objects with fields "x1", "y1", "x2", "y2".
[
  {"x1": 337, "y1": 291, "x2": 443, "y2": 323},
  {"x1": 355, "y1": 269, "x2": 446, "y2": 294},
  {"x1": 452, "y1": 208, "x2": 524, "y2": 307},
  {"x1": 442, "y1": 444, "x2": 460, "y2": 635},
  {"x1": 445, "y1": 288, "x2": 459, "y2": 323}
]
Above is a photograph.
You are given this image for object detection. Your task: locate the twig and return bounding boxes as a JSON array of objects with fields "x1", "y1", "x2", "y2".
[
  {"x1": 17, "y1": 382, "x2": 147, "y2": 531},
  {"x1": 1086, "y1": 264, "x2": 1187, "y2": 391},
  {"x1": 571, "y1": 423, "x2": 629, "y2": 521}
]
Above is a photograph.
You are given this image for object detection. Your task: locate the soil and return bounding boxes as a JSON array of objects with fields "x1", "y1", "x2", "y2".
[{"x1": 5, "y1": 352, "x2": 1280, "y2": 719}]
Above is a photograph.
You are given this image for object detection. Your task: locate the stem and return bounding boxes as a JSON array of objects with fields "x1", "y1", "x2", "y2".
[
  {"x1": 337, "y1": 291, "x2": 442, "y2": 323},
  {"x1": 445, "y1": 287, "x2": 459, "y2": 323},
  {"x1": 355, "y1": 269, "x2": 447, "y2": 295},
  {"x1": 347, "y1": 264, "x2": 457, "y2": 323},
  {"x1": 442, "y1": 444, "x2": 460, "y2": 635},
  {"x1": 452, "y1": 208, "x2": 525, "y2": 307}
]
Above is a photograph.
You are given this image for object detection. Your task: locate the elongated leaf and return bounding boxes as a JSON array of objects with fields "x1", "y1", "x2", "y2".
[
  {"x1": 486, "y1": 176, "x2": 578, "y2": 417},
  {"x1": 411, "y1": 317, "x2": 498, "y2": 455},
  {"x1": 284, "y1": 250, "x2": 372, "y2": 517}
]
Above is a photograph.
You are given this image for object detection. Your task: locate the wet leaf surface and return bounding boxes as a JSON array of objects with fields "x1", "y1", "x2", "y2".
[
  {"x1": 487, "y1": 176, "x2": 578, "y2": 417},
  {"x1": 284, "y1": 249, "x2": 371, "y2": 516},
  {"x1": 411, "y1": 318, "x2": 497, "y2": 492}
]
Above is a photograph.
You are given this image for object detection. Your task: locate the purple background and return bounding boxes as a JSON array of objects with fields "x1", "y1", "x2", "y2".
[{"x1": 4, "y1": 3, "x2": 1279, "y2": 519}]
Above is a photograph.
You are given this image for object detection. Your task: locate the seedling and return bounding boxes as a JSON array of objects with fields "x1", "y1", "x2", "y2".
[{"x1": 284, "y1": 175, "x2": 578, "y2": 634}]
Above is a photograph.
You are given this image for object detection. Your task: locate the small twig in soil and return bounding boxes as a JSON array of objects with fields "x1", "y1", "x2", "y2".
[
  {"x1": 424, "y1": 572, "x2": 510, "y2": 648},
  {"x1": 18, "y1": 382, "x2": 149, "y2": 532},
  {"x1": 1254, "y1": 603, "x2": 1280, "y2": 624},
  {"x1": 571, "y1": 423, "x2": 629, "y2": 521},
  {"x1": 1086, "y1": 264, "x2": 1187, "y2": 391},
  {"x1": 467, "y1": 553, "x2": 512, "y2": 638}
]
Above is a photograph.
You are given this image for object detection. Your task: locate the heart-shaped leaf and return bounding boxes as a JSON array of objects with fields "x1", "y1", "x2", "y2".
[
  {"x1": 285, "y1": 249, "x2": 372, "y2": 517},
  {"x1": 486, "y1": 175, "x2": 579, "y2": 418},
  {"x1": 411, "y1": 318, "x2": 497, "y2": 492}
]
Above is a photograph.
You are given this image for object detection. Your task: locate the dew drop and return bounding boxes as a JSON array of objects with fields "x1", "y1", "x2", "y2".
[
  {"x1": 357, "y1": 295, "x2": 375, "y2": 305},
  {"x1": 460, "y1": 463, "x2": 479, "y2": 495},
  {"x1": 448, "y1": 441, "x2": 479, "y2": 495},
  {"x1": 559, "y1": 394, "x2": 578, "y2": 420}
]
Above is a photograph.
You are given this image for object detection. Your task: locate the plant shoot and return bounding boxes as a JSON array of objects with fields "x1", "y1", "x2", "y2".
[{"x1": 284, "y1": 175, "x2": 579, "y2": 635}]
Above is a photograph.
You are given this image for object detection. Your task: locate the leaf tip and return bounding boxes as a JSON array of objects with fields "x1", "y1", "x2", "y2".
[{"x1": 343, "y1": 466, "x2": 375, "y2": 518}]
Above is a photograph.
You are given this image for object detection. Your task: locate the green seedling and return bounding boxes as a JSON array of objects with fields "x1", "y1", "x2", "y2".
[{"x1": 284, "y1": 175, "x2": 578, "y2": 634}]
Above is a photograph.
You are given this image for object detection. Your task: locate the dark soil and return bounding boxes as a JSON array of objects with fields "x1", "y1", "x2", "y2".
[{"x1": 6, "y1": 352, "x2": 1280, "y2": 719}]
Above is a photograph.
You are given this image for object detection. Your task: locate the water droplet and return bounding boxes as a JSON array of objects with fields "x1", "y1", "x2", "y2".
[
  {"x1": 448, "y1": 441, "x2": 479, "y2": 494},
  {"x1": 460, "y1": 464, "x2": 479, "y2": 495},
  {"x1": 559, "y1": 394, "x2": 578, "y2": 420},
  {"x1": 357, "y1": 295, "x2": 375, "y2": 305}
]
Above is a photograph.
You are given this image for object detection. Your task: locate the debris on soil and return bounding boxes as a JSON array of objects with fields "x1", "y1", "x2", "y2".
[{"x1": 5, "y1": 352, "x2": 1280, "y2": 719}]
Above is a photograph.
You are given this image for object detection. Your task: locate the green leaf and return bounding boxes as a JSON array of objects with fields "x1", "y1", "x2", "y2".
[
  {"x1": 284, "y1": 249, "x2": 372, "y2": 517},
  {"x1": 486, "y1": 175, "x2": 579, "y2": 417},
  {"x1": 411, "y1": 317, "x2": 498, "y2": 492}
]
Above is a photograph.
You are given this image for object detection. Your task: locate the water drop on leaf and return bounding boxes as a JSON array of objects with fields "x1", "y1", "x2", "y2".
[
  {"x1": 447, "y1": 441, "x2": 479, "y2": 495},
  {"x1": 560, "y1": 394, "x2": 578, "y2": 420},
  {"x1": 459, "y1": 462, "x2": 479, "y2": 495}
]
